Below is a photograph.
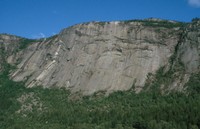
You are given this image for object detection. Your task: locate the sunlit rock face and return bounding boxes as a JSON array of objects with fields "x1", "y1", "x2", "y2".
[{"x1": 1, "y1": 19, "x2": 199, "y2": 95}]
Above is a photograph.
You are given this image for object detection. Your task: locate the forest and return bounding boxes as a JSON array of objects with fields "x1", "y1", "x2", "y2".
[{"x1": 0, "y1": 61, "x2": 200, "y2": 129}]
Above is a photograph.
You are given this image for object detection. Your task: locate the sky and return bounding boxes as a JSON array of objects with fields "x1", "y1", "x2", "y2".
[{"x1": 0, "y1": 0, "x2": 200, "y2": 39}]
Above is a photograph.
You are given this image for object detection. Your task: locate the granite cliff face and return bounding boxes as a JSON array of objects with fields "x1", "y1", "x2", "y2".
[
  {"x1": 1, "y1": 19, "x2": 200, "y2": 95},
  {"x1": 0, "y1": 35, "x2": 20, "y2": 70}
]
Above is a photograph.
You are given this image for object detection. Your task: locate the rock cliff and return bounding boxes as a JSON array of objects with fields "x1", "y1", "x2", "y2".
[{"x1": 0, "y1": 18, "x2": 199, "y2": 95}]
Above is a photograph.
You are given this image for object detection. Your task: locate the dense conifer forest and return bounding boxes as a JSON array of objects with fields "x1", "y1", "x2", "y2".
[{"x1": 0, "y1": 61, "x2": 200, "y2": 129}]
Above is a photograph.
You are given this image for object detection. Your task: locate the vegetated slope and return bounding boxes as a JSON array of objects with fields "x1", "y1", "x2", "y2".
[
  {"x1": 0, "y1": 18, "x2": 200, "y2": 128},
  {"x1": 0, "y1": 57, "x2": 200, "y2": 129}
]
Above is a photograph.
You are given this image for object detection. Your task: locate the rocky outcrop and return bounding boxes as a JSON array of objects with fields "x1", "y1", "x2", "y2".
[
  {"x1": 0, "y1": 34, "x2": 21, "y2": 71},
  {"x1": 147, "y1": 18, "x2": 200, "y2": 93},
  {"x1": 1, "y1": 18, "x2": 199, "y2": 95},
  {"x1": 178, "y1": 20, "x2": 200, "y2": 73}
]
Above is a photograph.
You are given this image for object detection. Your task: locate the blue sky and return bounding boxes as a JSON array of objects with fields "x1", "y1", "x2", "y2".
[{"x1": 0, "y1": 0, "x2": 200, "y2": 39}]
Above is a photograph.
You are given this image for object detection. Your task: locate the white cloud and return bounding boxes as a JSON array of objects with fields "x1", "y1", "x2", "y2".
[
  {"x1": 39, "y1": 33, "x2": 45, "y2": 38},
  {"x1": 32, "y1": 32, "x2": 46, "y2": 39},
  {"x1": 188, "y1": 0, "x2": 200, "y2": 7}
]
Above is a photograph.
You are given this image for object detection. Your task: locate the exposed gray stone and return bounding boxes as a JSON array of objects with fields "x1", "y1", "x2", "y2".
[{"x1": 1, "y1": 19, "x2": 199, "y2": 95}]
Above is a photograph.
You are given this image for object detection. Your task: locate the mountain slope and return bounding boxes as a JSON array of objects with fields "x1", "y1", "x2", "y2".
[
  {"x1": 1, "y1": 18, "x2": 200, "y2": 129},
  {"x1": 0, "y1": 18, "x2": 199, "y2": 95}
]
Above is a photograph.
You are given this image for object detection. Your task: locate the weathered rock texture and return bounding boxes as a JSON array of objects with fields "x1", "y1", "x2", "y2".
[
  {"x1": 1, "y1": 18, "x2": 200, "y2": 95},
  {"x1": 0, "y1": 34, "x2": 21, "y2": 71}
]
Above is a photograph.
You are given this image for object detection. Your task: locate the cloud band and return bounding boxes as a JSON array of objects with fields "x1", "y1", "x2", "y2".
[{"x1": 188, "y1": 0, "x2": 200, "y2": 7}]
